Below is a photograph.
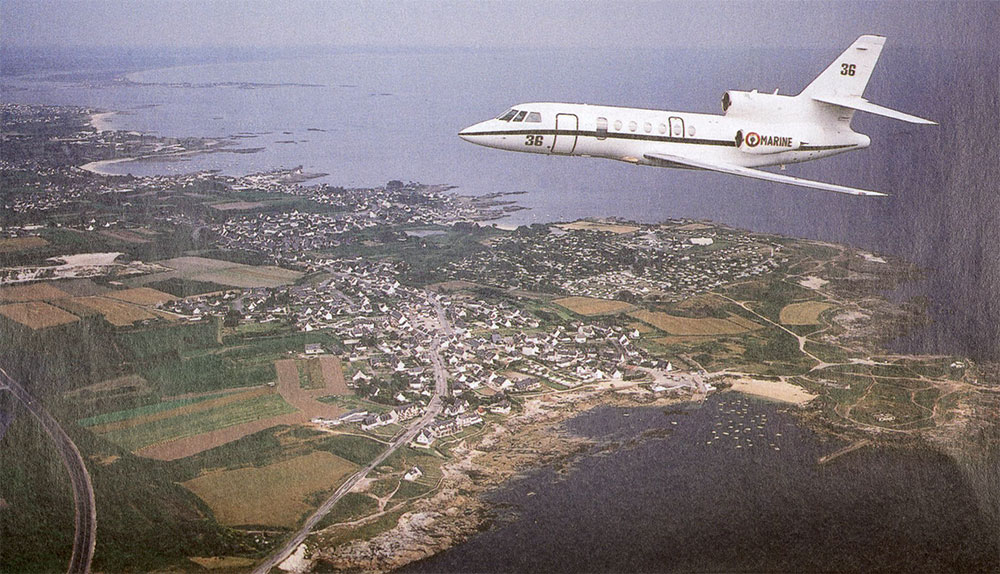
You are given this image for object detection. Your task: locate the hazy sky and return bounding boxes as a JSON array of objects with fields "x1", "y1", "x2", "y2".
[{"x1": 1, "y1": 0, "x2": 992, "y2": 50}]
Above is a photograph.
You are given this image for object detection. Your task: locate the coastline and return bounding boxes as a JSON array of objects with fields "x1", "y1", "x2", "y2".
[
  {"x1": 79, "y1": 155, "x2": 143, "y2": 176},
  {"x1": 78, "y1": 138, "x2": 244, "y2": 176},
  {"x1": 89, "y1": 110, "x2": 115, "y2": 132},
  {"x1": 309, "y1": 381, "x2": 696, "y2": 572}
]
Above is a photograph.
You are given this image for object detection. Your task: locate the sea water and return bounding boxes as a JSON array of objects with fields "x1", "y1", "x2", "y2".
[{"x1": 405, "y1": 395, "x2": 999, "y2": 573}]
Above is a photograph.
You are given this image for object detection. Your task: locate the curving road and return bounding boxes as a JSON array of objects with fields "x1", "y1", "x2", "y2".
[
  {"x1": 0, "y1": 367, "x2": 96, "y2": 574},
  {"x1": 252, "y1": 292, "x2": 451, "y2": 573}
]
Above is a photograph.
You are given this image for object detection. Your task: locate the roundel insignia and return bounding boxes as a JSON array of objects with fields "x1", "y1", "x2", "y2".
[{"x1": 745, "y1": 132, "x2": 761, "y2": 147}]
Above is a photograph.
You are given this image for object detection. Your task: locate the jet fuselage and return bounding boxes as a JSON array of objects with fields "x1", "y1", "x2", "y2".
[{"x1": 459, "y1": 101, "x2": 870, "y2": 169}]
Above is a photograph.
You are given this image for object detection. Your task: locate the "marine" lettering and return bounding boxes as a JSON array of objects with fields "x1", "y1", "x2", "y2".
[{"x1": 744, "y1": 132, "x2": 793, "y2": 148}]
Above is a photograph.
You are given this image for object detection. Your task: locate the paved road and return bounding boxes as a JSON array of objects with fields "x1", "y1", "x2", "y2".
[
  {"x1": 0, "y1": 367, "x2": 96, "y2": 574},
  {"x1": 252, "y1": 292, "x2": 451, "y2": 573}
]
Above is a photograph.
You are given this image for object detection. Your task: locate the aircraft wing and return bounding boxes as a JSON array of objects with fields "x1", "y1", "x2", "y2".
[{"x1": 642, "y1": 152, "x2": 887, "y2": 197}]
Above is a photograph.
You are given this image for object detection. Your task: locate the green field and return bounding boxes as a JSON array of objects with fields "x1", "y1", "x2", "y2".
[
  {"x1": 166, "y1": 427, "x2": 290, "y2": 480},
  {"x1": 851, "y1": 383, "x2": 933, "y2": 428},
  {"x1": 315, "y1": 493, "x2": 380, "y2": 529},
  {"x1": 141, "y1": 354, "x2": 276, "y2": 395},
  {"x1": 297, "y1": 358, "x2": 326, "y2": 390},
  {"x1": 97, "y1": 394, "x2": 297, "y2": 451},
  {"x1": 392, "y1": 478, "x2": 433, "y2": 501},
  {"x1": 218, "y1": 331, "x2": 335, "y2": 360},
  {"x1": 76, "y1": 391, "x2": 233, "y2": 427},
  {"x1": 182, "y1": 451, "x2": 357, "y2": 528},
  {"x1": 116, "y1": 320, "x2": 221, "y2": 360},
  {"x1": 317, "y1": 394, "x2": 390, "y2": 414},
  {"x1": 146, "y1": 277, "x2": 232, "y2": 298},
  {"x1": 317, "y1": 434, "x2": 386, "y2": 465}
]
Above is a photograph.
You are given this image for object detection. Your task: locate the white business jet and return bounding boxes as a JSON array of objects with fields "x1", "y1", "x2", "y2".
[{"x1": 458, "y1": 35, "x2": 935, "y2": 196}]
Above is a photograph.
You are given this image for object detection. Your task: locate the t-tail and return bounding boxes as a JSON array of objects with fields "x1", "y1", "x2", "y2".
[{"x1": 800, "y1": 34, "x2": 937, "y2": 125}]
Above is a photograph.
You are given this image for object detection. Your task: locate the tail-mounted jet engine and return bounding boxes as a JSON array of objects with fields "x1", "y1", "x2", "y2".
[{"x1": 721, "y1": 90, "x2": 797, "y2": 120}]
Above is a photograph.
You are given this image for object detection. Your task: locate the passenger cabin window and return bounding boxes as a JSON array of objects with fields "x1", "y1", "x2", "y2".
[
  {"x1": 644, "y1": 122, "x2": 652, "y2": 133},
  {"x1": 629, "y1": 121, "x2": 637, "y2": 132},
  {"x1": 614, "y1": 120, "x2": 623, "y2": 131},
  {"x1": 498, "y1": 109, "x2": 519, "y2": 121},
  {"x1": 596, "y1": 117, "x2": 608, "y2": 140},
  {"x1": 525, "y1": 112, "x2": 542, "y2": 123},
  {"x1": 512, "y1": 110, "x2": 527, "y2": 122}
]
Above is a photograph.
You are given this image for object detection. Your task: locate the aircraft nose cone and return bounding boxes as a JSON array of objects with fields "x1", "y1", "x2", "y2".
[
  {"x1": 458, "y1": 120, "x2": 489, "y2": 143},
  {"x1": 458, "y1": 123, "x2": 480, "y2": 142}
]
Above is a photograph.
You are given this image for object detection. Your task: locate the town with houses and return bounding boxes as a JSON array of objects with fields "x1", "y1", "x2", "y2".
[
  {"x1": 3, "y1": 102, "x2": 993, "y2": 574},
  {"x1": 160, "y1": 249, "x2": 703, "y2": 450}
]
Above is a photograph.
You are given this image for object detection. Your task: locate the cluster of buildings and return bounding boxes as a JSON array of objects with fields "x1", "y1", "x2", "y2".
[
  {"x1": 164, "y1": 247, "x2": 676, "y2": 441},
  {"x1": 211, "y1": 183, "x2": 491, "y2": 262},
  {"x1": 434, "y1": 319, "x2": 666, "y2": 393},
  {"x1": 444, "y1": 224, "x2": 781, "y2": 301}
]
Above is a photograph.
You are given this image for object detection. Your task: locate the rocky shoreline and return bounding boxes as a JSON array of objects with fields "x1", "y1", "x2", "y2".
[{"x1": 308, "y1": 383, "x2": 692, "y2": 572}]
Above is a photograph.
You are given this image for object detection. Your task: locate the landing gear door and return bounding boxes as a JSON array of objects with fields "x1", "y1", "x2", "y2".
[{"x1": 552, "y1": 113, "x2": 579, "y2": 154}]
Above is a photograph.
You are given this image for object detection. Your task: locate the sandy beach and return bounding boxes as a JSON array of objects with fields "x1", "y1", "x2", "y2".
[
  {"x1": 728, "y1": 377, "x2": 817, "y2": 406},
  {"x1": 79, "y1": 156, "x2": 142, "y2": 175},
  {"x1": 89, "y1": 111, "x2": 115, "y2": 132}
]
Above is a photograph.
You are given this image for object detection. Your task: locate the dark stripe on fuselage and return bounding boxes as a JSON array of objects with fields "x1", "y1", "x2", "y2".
[
  {"x1": 461, "y1": 129, "x2": 735, "y2": 147},
  {"x1": 461, "y1": 129, "x2": 858, "y2": 152},
  {"x1": 798, "y1": 144, "x2": 856, "y2": 151}
]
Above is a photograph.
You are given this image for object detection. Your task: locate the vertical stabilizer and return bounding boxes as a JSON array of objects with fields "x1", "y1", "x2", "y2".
[{"x1": 800, "y1": 35, "x2": 885, "y2": 99}]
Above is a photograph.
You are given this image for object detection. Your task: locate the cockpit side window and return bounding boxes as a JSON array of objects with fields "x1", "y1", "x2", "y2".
[
  {"x1": 498, "y1": 109, "x2": 519, "y2": 121},
  {"x1": 525, "y1": 112, "x2": 542, "y2": 123},
  {"x1": 512, "y1": 110, "x2": 528, "y2": 122}
]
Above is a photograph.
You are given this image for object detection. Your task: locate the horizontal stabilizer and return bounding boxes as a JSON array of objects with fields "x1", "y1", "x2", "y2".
[
  {"x1": 643, "y1": 152, "x2": 887, "y2": 197},
  {"x1": 813, "y1": 94, "x2": 937, "y2": 125}
]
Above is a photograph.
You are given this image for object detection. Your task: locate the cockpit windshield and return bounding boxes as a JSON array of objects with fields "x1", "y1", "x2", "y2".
[{"x1": 497, "y1": 109, "x2": 543, "y2": 122}]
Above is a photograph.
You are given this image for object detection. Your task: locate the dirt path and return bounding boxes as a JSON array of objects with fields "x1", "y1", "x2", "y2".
[{"x1": 716, "y1": 293, "x2": 829, "y2": 368}]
